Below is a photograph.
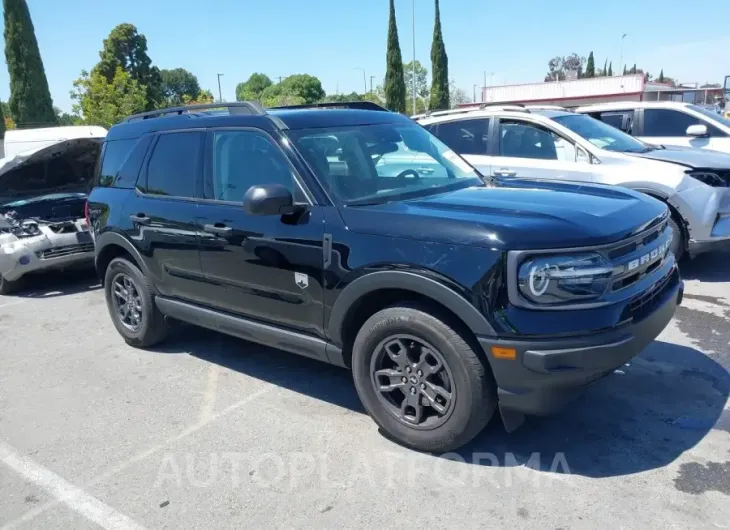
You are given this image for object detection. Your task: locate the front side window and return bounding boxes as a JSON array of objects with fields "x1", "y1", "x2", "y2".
[
  {"x1": 210, "y1": 130, "x2": 298, "y2": 202},
  {"x1": 553, "y1": 113, "x2": 649, "y2": 153},
  {"x1": 498, "y1": 120, "x2": 575, "y2": 161},
  {"x1": 433, "y1": 118, "x2": 488, "y2": 155},
  {"x1": 144, "y1": 132, "x2": 202, "y2": 197},
  {"x1": 686, "y1": 104, "x2": 730, "y2": 135},
  {"x1": 643, "y1": 109, "x2": 700, "y2": 137},
  {"x1": 287, "y1": 122, "x2": 482, "y2": 205}
]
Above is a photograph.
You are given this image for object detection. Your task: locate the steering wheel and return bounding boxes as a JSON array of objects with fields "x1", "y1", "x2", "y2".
[{"x1": 395, "y1": 169, "x2": 421, "y2": 184}]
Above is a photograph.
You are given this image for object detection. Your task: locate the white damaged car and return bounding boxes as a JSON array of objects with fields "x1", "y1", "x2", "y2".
[
  {"x1": 0, "y1": 126, "x2": 106, "y2": 294},
  {"x1": 415, "y1": 106, "x2": 730, "y2": 260}
]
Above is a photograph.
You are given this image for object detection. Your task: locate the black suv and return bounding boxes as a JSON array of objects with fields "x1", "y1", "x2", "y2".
[{"x1": 87, "y1": 101, "x2": 683, "y2": 452}]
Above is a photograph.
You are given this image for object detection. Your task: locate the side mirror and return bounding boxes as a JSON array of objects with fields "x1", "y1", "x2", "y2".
[
  {"x1": 686, "y1": 124, "x2": 708, "y2": 137},
  {"x1": 243, "y1": 184, "x2": 296, "y2": 216}
]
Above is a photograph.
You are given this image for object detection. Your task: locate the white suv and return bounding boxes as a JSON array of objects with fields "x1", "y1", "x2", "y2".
[
  {"x1": 415, "y1": 105, "x2": 730, "y2": 259},
  {"x1": 574, "y1": 101, "x2": 730, "y2": 154}
]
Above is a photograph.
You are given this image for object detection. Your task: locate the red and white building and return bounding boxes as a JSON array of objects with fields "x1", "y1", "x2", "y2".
[{"x1": 459, "y1": 75, "x2": 723, "y2": 109}]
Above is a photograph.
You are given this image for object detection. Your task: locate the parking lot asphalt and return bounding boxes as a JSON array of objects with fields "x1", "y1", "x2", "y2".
[{"x1": 0, "y1": 254, "x2": 729, "y2": 529}]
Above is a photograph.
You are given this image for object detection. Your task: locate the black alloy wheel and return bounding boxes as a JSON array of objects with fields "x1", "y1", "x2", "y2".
[
  {"x1": 111, "y1": 273, "x2": 143, "y2": 332},
  {"x1": 371, "y1": 335, "x2": 456, "y2": 429}
]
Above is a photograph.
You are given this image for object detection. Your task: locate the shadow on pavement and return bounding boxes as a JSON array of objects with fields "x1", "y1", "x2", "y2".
[
  {"x1": 154, "y1": 327, "x2": 729, "y2": 479},
  {"x1": 680, "y1": 250, "x2": 730, "y2": 283},
  {"x1": 11, "y1": 267, "x2": 101, "y2": 298}
]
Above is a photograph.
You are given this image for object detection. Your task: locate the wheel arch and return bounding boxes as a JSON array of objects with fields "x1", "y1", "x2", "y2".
[
  {"x1": 328, "y1": 271, "x2": 495, "y2": 367},
  {"x1": 94, "y1": 231, "x2": 152, "y2": 289}
]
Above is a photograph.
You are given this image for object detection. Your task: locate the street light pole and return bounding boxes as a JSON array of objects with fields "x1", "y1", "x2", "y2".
[
  {"x1": 217, "y1": 73, "x2": 224, "y2": 103},
  {"x1": 619, "y1": 33, "x2": 627, "y2": 76},
  {"x1": 412, "y1": 0, "x2": 417, "y2": 113},
  {"x1": 355, "y1": 68, "x2": 367, "y2": 93}
]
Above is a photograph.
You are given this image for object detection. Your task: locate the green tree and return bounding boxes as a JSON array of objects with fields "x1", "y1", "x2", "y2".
[
  {"x1": 404, "y1": 60, "x2": 429, "y2": 100},
  {"x1": 93, "y1": 23, "x2": 162, "y2": 110},
  {"x1": 608, "y1": 62, "x2": 613, "y2": 76},
  {"x1": 429, "y1": 0, "x2": 449, "y2": 110},
  {"x1": 264, "y1": 74, "x2": 324, "y2": 104},
  {"x1": 602, "y1": 58, "x2": 608, "y2": 76},
  {"x1": 182, "y1": 89, "x2": 214, "y2": 105},
  {"x1": 384, "y1": 0, "x2": 406, "y2": 113},
  {"x1": 160, "y1": 68, "x2": 200, "y2": 105},
  {"x1": 623, "y1": 64, "x2": 628, "y2": 75},
  {"x1": 0, "y1": 102, "x2": 5, "y2": 139},
  {"x1": 71, "y1": 67, "x2": 147, "y2": 128},
  {"x1": 658, "y1": 69, "x2": 665, "y2": 82},
  {"x1": 585, "y1": 51, "x2": 595, "y2": 78},
  {"x1": 235, "y1": 73, "x2": 273, "y2": 102},
  {"x1": 54, "y1": 107, "x2": 76, "y2": 125},
  {"x1": 320, "y1": 92, "x2": 364, "y2": 103},
  {"x1": 449, "y1": 80, "x2": 470, "y2": 108},
  {"x1": 3, "y1": 0, "x2": 57, "y2": 128}
]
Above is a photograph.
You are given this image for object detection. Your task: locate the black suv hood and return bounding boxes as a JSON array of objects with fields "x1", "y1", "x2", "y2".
[
  {"x1": 340, "y1": 179, "x2": 668, "y2": 250},
  {"x1": 627, "y1": 145, "x2": 730, "y2": 169}
]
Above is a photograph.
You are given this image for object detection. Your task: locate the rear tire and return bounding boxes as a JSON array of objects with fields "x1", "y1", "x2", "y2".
[
  {"x1": 351, "y1": 304, "x2": 496, "y2": 452},
  {"x1": 668, "y1": 216, "x2": 685, "y2": 262},
  {"x1": 104, "y1": 257, "x2": 168, "y2": 348}
]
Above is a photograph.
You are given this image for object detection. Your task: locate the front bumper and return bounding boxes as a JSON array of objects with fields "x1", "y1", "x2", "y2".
[
  {"x1": 479, "y1": 273, "x2": 683, "y2": 419},
  {"x1": 689, "y1": 214, "x2": 730, "y2": 256},
  {"x1": 0, "y1": 230, "x2": 94, "y2": 281}
]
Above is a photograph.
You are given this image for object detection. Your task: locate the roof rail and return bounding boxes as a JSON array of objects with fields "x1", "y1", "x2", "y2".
[
  {"x1": 413, "y1": 102, "x2": 530, "y2": 120},
  {"x1": 269, "y1": 101, "x2": 390, "y2": 112},
  {"x1": 524, "y1": 104, "x2": 569, "y2": 111},
  {"x1": 123, "y1": 101, "x2": 266, "y2": 122}
]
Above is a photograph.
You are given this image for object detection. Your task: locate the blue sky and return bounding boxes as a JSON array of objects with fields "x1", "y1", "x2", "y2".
[{"x1": 1, "y1": 0, "x2": 729, "y2": 112}]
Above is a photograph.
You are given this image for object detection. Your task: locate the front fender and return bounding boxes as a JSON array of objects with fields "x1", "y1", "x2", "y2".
[{"x1": 327, "y1": 270, "x2": 496, "y2": 346}]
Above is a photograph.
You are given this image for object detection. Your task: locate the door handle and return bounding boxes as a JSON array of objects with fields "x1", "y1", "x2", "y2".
[
  {"x1": 129, "y1": 214, "x2": 151, "y2": 225},
  {"x1": 417, "y1": 166, "x2": 435, "y2": 175},
  {"x1": 203, "y1": 223, "x2": 233, "y2": 236},
  {"x1": 493, "y1": 168, "x2": 517, "y2": 177}
]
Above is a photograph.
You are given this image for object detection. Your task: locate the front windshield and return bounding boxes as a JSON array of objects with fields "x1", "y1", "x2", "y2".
[
  {"x1": 553, "y1": 113, "x2": 650, "y2": 153},
  {"x1": 688, "y1": 104, "x2": 730, "y2": 129},
  {"x1": 286, "y1": 122, "x2": 483, "y2": 205}
]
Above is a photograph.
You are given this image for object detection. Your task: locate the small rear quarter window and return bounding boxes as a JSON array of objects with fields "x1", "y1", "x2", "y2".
[{"x1": 97, "y1": 138, "x2": 139, "y2": 188}]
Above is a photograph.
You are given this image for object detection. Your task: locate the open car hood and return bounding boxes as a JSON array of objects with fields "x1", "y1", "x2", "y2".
[{"x1": 0, "y1": 137, "x2": 103, "y2": 206}]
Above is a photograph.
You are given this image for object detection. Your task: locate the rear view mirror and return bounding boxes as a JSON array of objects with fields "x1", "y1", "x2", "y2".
[
  {"x1": 686, "y1": 124, "x2": 708, "y2": 137},
  {"x1": 243, "y1": 184, "x2": 296, "y2": 216}
]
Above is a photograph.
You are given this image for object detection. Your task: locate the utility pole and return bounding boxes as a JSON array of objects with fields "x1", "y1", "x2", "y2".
[
  {"x1": 473, "y1": 84, "x2": 478, "y2": 103},
  {"x1": 619, "y1": 33, "x2": 627, "y2": 77},
  {"x1": 217, "y1": 73, "x2": 224, "y2": 103},
  {"x1": 412, "y1": 0, "x2": 417, "y2": 114},
  {"x1": 355, "y1": 68, "x2": 367, "y2": 93}
]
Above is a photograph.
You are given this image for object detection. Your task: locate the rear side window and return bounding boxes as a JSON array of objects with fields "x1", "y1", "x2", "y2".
[
  {"x1": 98, "y1": 139, "x2": 137, "y2": 187},
  {"x1": 434, "y1": 119, "x2": 488, "y2": 155},
  {"x1": 595, "y1": 111, "x2": 633, "y2": 134},
  {"x1": 143, "y1": 132, "x2": 203, "y2": 198}
]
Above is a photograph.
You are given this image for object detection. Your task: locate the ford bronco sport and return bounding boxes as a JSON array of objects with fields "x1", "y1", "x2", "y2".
[{"x1": 87, "y1": 101, "x2": 683, "y2": 452}]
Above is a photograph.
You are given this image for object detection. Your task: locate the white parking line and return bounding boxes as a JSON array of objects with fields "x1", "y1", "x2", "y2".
[
  {"x1": 0, "y1": 300, "x2": 27, "y2": 310},
  {"x1": 0, "y1": 439, "x2": 145, "y2": 530},
  {"x1": 3, "y1": 383, "x2": 274, "y2": 528}
]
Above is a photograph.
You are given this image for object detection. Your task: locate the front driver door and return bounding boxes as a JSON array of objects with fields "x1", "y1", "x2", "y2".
[
  {"x1": 491, "y1": 118, "x2": 595, "y2": 183},
  {"x1": 195, "y1": 127, "x2": 325, "y2": 337}
]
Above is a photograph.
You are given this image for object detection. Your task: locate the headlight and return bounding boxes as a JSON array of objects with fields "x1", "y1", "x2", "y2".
[{"x1": 517, "y1": 253, "x2": 614, "y2": 306}]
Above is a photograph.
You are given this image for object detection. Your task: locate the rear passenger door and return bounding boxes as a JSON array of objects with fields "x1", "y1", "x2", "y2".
[
  {"x1": 490, "y1": 117, "x2": 595, "y2": 183},
  {"x1": 123, "y1": 129, "x2": 209, "y2": 304},
  {"x1": 428, "y1": 118, "x2": 491, "y2": 176},
  {"x1": 195, "y1": 127, "x2": 325, "y2": 336}
]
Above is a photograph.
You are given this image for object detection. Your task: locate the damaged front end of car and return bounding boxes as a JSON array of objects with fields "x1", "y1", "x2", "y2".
[{"x1": 0, "y1": 137, "x2": 102, "y2": 289}]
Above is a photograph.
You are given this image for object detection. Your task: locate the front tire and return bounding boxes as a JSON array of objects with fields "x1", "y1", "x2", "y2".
[
  {"x1": 351, "y1": 305, "x2": 496, "y2": 452},
  {"x1": 0, "y1": 275, "x2": 21, "y2": 295},
  {"x1": 104, "y1": 257, "x2": 168, "y2": 348},
  {"x1": 669, "y1": 216, "x2": 685, "y2": 261}
]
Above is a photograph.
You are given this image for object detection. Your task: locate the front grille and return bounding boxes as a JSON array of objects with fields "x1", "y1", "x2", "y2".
[
  {"x1": 621, "y1": 267, "x2": 677, "y2": 322},
  {"x1": 36, "y1": 243, "x2": 94, "y2": 260}
]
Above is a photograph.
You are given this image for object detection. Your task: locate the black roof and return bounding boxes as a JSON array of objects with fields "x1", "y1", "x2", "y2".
[{"x1": 105, "y1": 101, "x2": 411, "y2": 141}]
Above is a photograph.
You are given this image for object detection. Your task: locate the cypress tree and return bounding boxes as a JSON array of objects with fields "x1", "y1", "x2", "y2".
[
  {"x1": 0, "y1": 102, "x2": 5, "y2": 139},
  {"x1": 384, "y1": 0, "x2": 406, "y2": 113},
  {"x1": 585, "y1": 51, "x2": 595, "y2": 78},
  {"x1": 602, "y1": 59, "x2": 607, "y2": 77},
  {"x1": 608, "y1": 62, "x2": 613, "y2": 76},
  {"x1": 3, "y1": 0, "x2": 56, "y2": 127},
  {"x1": 429, "y1": 0, "x2": 449, "y2": 110},
  {"x1": 658, "y1": 69, "x2": 665, "y2": 82}
]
